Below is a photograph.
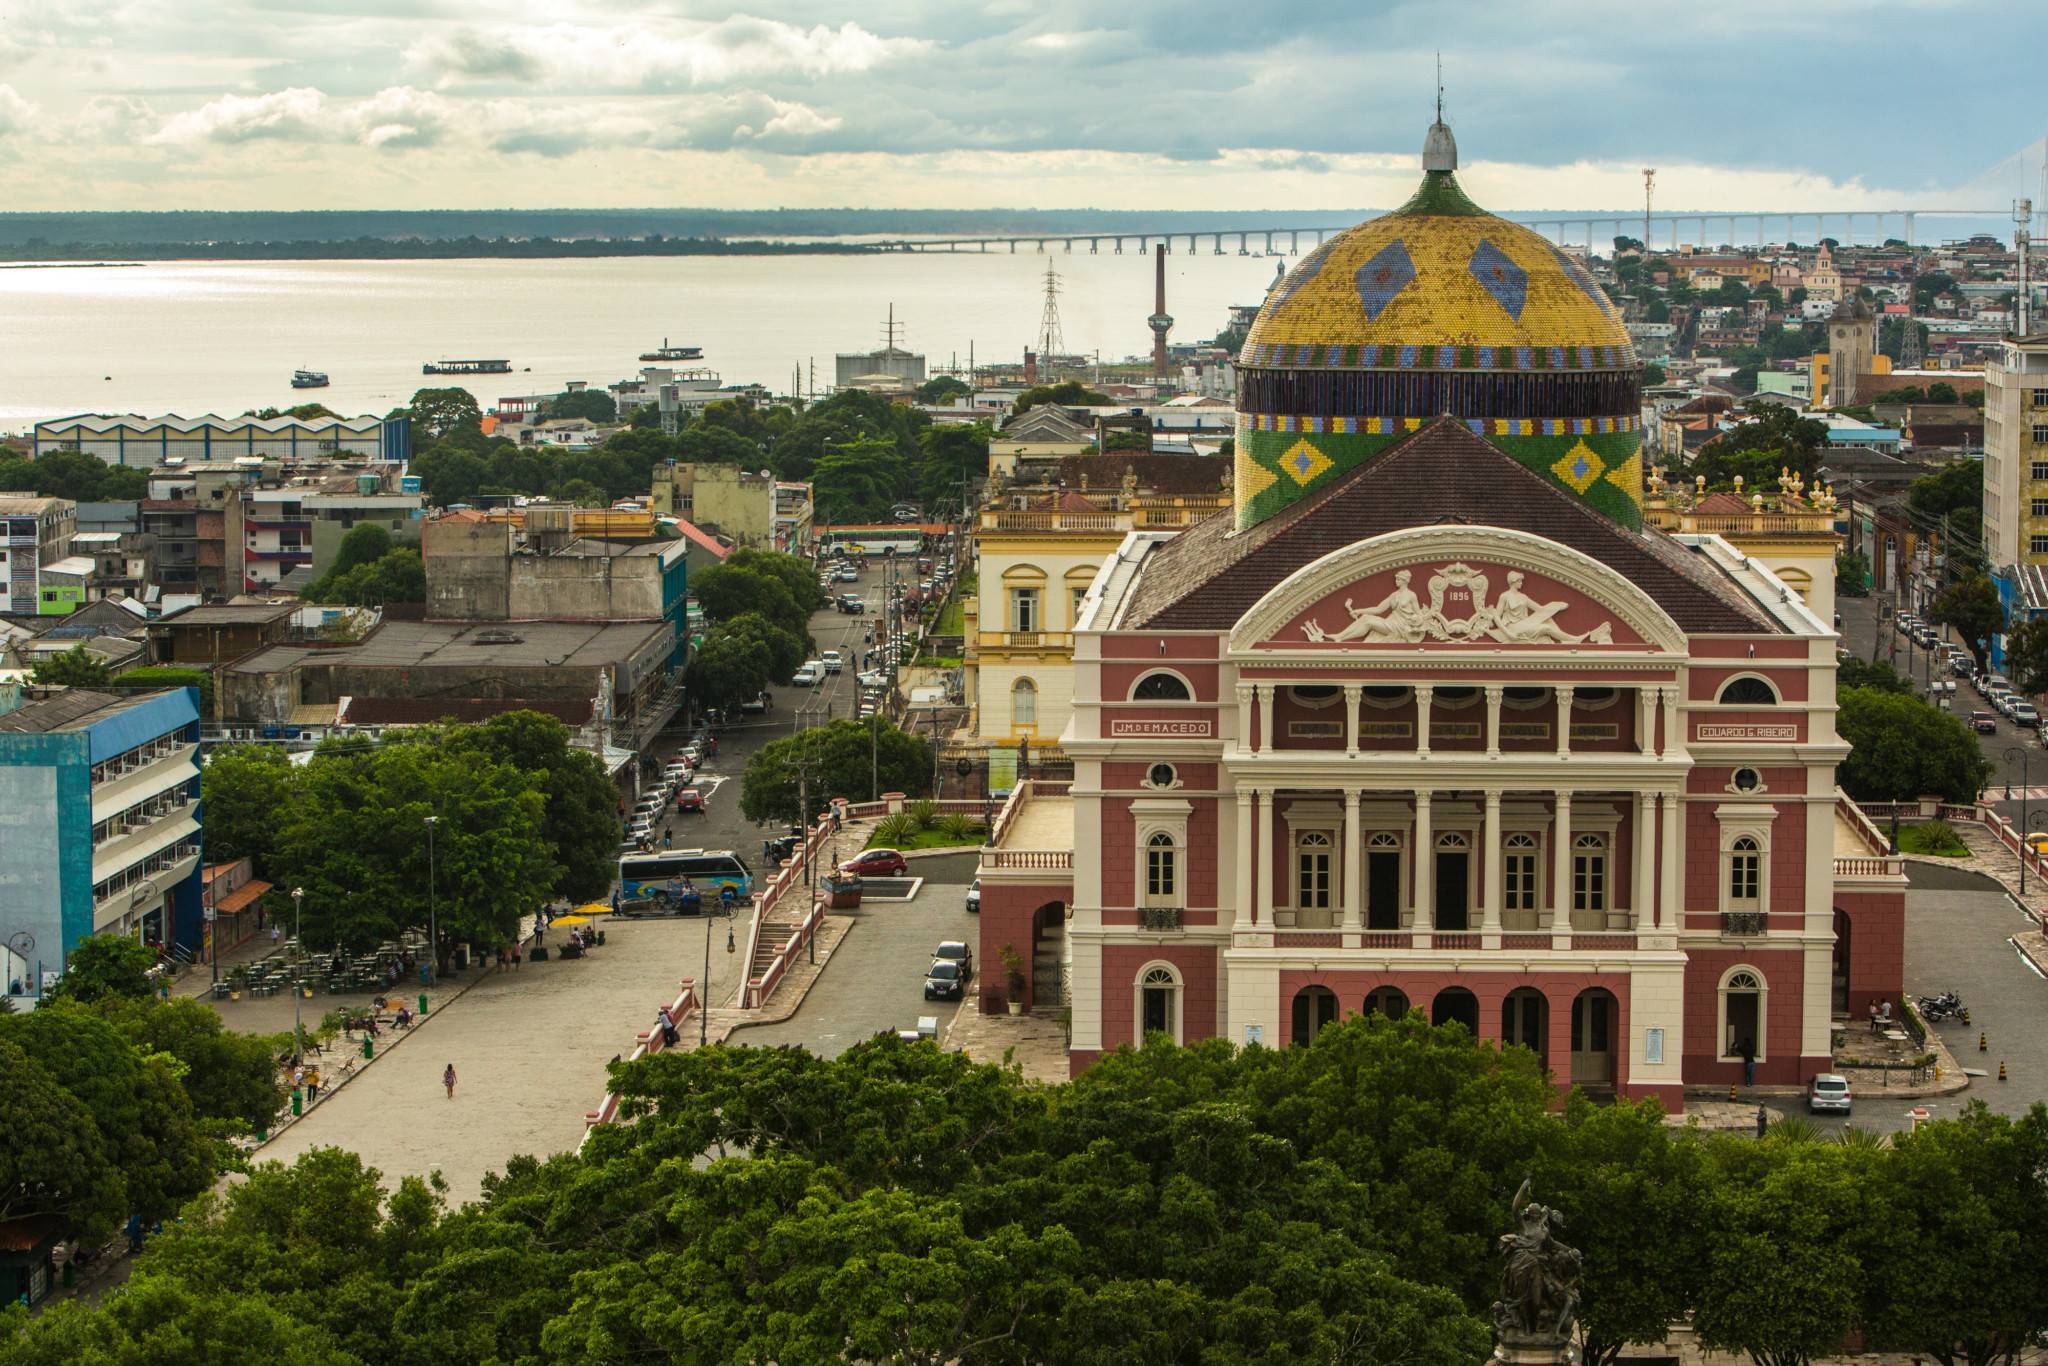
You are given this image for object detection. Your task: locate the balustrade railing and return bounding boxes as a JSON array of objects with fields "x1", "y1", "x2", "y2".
[{"x1": 1721, "y1": 910, "x2": 1768, "y2": 936}]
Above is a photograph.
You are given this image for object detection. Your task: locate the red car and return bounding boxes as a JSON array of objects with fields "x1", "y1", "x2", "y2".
[
  {"x1": 840, "y1": 847, "x2": 908, "y2": 877},
  {"x1": 675, "y1": 787, "x2": 706, "y2": 813},
  {"x1": 1969, "y1": 711, "x2": 1998, "y2": 734}
]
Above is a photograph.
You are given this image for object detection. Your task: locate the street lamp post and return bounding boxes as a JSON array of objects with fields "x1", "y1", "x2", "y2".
[
  {"x1": 2008, "y1": 745, "x2": 2031, "y2": 896},
  {"x1": 290, "y1": 887, "x2": 305, "y2": 1061},
  {"x1": 423, "y1": 815, "x2": 439, "y2": 986},
  {"x1": 700, "y1": 901, "x2": 737, "y2": 1046}
]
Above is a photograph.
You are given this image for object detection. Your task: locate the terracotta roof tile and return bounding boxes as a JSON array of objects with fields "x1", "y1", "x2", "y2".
[{"x1": 1122, "y1": 418, "x2": 1778, "y2": 634}]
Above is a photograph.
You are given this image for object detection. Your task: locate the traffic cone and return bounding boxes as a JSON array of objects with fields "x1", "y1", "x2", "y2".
[
  {"x1": 1729, "y1": 1083, "x2": 1738, "y2": 1102},
  {"x1": 1980, "y1": 1031, "x2": 1988, "y2": 1052},
  {"x1": 2000, "y1": 1060, "x2": 2009, "y2": 1082}
]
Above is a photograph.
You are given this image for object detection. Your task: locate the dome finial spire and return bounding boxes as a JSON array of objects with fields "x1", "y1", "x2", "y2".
[{"x1": 1422, "y1": 57, "x2": 1457, "y2": 172}]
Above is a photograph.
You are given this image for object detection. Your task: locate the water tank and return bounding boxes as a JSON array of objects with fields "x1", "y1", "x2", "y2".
[
  {"x1": 357, "y1": 474, "x2": 379, "y2": 494},
  {"x1": 400, "y1": 475, "x2": 422, "y2": 494}
]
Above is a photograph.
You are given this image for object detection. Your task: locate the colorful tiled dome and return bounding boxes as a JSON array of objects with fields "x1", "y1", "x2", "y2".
[{"x1": 1233, "y1": 124, "x2": 1643, "y2": 530}]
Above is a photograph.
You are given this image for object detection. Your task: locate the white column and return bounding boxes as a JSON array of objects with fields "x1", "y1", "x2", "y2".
[
  {"x1": 1659, "y1": 790, "x2": 1682, "y2": 929},
  {"x1": 1551, "y1": 789, "x2": 1573, "y2": 933},
  {"x1": 1659, "y1": 685, "x2": 1682, "y2": 759},
  {"x1": 1254, "y1": 684, "x2": 1274, "y2": 756},
  {"x1": 1255, "y1": 788, "x2": 1274, "y2": 925},
  {"x1": 1632, "y1": 791, "x2": 1654, "y2": 931},
  {"x1": 1485, "y1": 684, "x2": 1504, "y2": 760},
  {"x1": 1411, "y1": 789, "x2": 1433, "y2": 929},
  {"x1": 1415, "y1": 685, "x2": 1434, "y2": 759},
  {"x1": 1482, "y1": 788, "x2": 1504, "y2": 941},
  {"x1": 1555, "y1": 684, "x2": 1576, "y2": 758},
  {"x1": 1343, "y1": 684, "x2": 1362, "y2": 756},
  {"x1": 1342, "y1": 787, "x2": 1363, "y2": 930},
  {"x1": 1235, "y1": 787, "x2": 1254, "y2": 923},
  {"x1": 1235, "y1": 683, "x2": 1253, "y2": 753},
  {"x1": 1637, "y1": 687, "x2": 1657, "y2": 754}
]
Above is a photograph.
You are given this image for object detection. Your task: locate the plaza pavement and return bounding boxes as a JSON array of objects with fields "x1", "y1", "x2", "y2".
[{"x1": 257, "y1": 914, "x2": 750, "y2": 1202}]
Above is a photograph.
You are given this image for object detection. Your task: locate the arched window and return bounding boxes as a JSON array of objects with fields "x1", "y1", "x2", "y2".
[
  {"x1": 1720, "y1": 967, "x2": 1767, "y2": 1062},
  {"x1": 1363, "y1": 985, "x2": 1409, "y2": 1018},
  {"x1": 1504, "y1": 831, "x2": 1540, "y2": 913},
  {"x1": 1718, "y1": 676, "x2": 1778, "y2": 705},
  {"x1": 1137, "y1": 964, "x2": 1181, "y2": 1041},
  {"x1": 1728, "y1": 836, "x2": 1762, "y2": 908},
  {"x1": 1146, "y1": 831, "x2": 1177, "y2": 900},
  {"x1": 1292, "y1": 985, "x2": 1339, "y2": 1045},
  {"x1": 1011, "y1": 678, "x2": 1038, "y2": 728},
  {"x1": 1132, "y1": 671, "x2": 1192, "y2": 701},
  {"x1": 1296, "y1": 830, "x2": 1333, "y2": 911},
  {"x1": 1572, "y1": 832, "x2": 1607, "y2": 915}
]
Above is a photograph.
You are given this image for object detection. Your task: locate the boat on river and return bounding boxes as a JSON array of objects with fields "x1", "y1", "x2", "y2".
[
  {"x1": 638, "y1": 338, "x2": 703, "y2": 362},
  {"x1": 290, "y1": 368, "x2": 330, "y2": 389},
  {"x1": 423, "y1": 358, "x2": 512, "y2": 375}
]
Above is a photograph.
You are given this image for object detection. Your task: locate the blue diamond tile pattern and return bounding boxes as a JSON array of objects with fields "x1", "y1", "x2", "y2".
[
  {"x1": 1353, "y1": 240, "x2": 1416, "y2": 321},
  {"x1": 1270, "y1": 236, "x2": 1341, "y2": 309},
  {"x1": 1468, "y1": 238, "x2": 1529, "y2": 320}
]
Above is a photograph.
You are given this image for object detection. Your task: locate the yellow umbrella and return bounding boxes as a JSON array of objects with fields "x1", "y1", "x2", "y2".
[
  {"x1": 552, "y1": 914, "x2": 595, "y2": 928},
  {"x1": 572, "y1": 902, "x2": 615, "y2": 917}
]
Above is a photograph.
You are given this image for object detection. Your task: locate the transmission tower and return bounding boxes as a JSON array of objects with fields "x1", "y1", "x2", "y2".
[
  {"x1": 1036, "y1": 260, "x2": 1066, "y2": 373},
  {"x1": 1641, "y1": 168, "x2": 1655, "y2": 253}
]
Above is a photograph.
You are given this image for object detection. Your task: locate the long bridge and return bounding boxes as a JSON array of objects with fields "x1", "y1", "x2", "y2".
[{"x1": 868, "y1": 207, "x2": 2020, "y2": 256}]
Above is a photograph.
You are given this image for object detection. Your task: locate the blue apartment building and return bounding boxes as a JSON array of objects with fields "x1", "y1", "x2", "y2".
[{"x1": 0, "y1": 688, "x2": 202, "y2": 1003}]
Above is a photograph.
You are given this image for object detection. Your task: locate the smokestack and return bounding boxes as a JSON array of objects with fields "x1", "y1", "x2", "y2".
[
  {"x1": 1148, "y1": 243, "x2": 1174, "y2": 378},
  {"x1": 1023, "y1": 349, "x2": 1039, "y2": 385}
]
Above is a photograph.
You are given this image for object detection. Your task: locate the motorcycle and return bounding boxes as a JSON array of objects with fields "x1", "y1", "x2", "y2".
[{"x1": 1917, "y1": 991, "x2": 1969, "y2": 1024}]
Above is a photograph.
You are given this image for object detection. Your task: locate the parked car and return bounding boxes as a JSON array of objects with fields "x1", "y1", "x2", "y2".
[
  {"x1": 841, "y1": 847, "x2": 908, "y2": 877},
  {"x1": 1970, "y1": 711, "x2": 1998, "y2": 733},
  {"x1": 923, "y1": 959, "x2": 967, "y2": 1001},
  {"x1": 1807, "y1": 1072, "x2": 1852, "y2": 1115},
  {"x1": 675, "y1": 787, "x2": 706, "y2": 813},
  {"x1": 837, "y1": 565, "x2": 859, "y2": 582},
  {"x1": 738, "y1": 691, "x2": 770, "y2": 714},
  {"x1": 931, "y1": 940, "x2": 974, "y2": 980},
  {"x1": 791, "y1": 661, "x2": 824, "y2": 687},
  {"x1": 838, "y1": 594, "x2": 866, "y2": 613},
  {"x1": 2016, "y1": 702, "x2": 2040, "y2": 726},
  {"x1": 966, "y1": 878, "x2": 981, "y2": 913}
]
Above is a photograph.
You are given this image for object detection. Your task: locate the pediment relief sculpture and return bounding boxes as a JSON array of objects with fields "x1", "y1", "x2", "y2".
[{"x1": 1300, "y1": 562, "x2": 1614, "y2": 646}]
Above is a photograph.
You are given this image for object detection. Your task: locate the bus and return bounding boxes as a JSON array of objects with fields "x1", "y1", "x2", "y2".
[{"x1": 617, "y1": 849, "x2": 754, "y2": 913}]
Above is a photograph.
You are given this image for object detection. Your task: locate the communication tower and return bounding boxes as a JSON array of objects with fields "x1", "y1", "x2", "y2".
[
  {"x1": 1642, "y1": 169, "x2": 1656, "y2": 253},
  {"x1": 1036, "y1": 261, "x2": 1066, "y2": 374},
  {"x1": 2018, "y1": 196, "x2": 2034, "y2": 337}
]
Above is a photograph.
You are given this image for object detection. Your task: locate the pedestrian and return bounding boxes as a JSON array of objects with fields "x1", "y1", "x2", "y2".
[
  {"x1": 1878, "y1": 998, "x2": 1893, "y2": 1027},
  {"x1": 1738, "y1": 1035, "x2": 1757, "y2": 1088},
  {"x1": 662, "y1": 828, "x2": 673, "y2": 850},
  {"x1": 270, "y1": 924, "x2": 282, "y2": 948},
  {"x1": 511, "y1": 940, "x2": 522, "y2": 971},
  {"x1": 1868, "y1": 1000, "x2": 1880, "y2": 1034},
  {"x1": 496, "y1": 947, "x2": 508, "y2": 973},
  {"x1": 658, "y1": 1005, "x2": 679, "y2": 1048},
  {"x1": 306, "y1": 1068, "x2": 320, "y2": 1104},
  {"x1": 1755, "y1": 1104, "x2": 1768, "y2": 1139},
  {"x1": 534, "y1": 913, "x2": 546, "y2": 946},
  {"x1": 443, "y1": 1063, "x2": 457, "y2": 1100}
]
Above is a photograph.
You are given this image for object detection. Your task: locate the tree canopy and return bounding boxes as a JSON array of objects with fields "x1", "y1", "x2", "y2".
[
  {"x1": 739, "y1": 718, "x2": 934, "y2": 824},
  {"x1": 1836, "y1": 686, "x2": 1993, "y2": 802},
  {"x1": 0, "y1": 447, "x2": 150, "y2": 503},
  {"x1": 1014, "y1": 379, "x2": 1109, "y2": 414},
  {"x1": 543, "y1": 389, "x2": 618, "y2": 424},
  {"x1": 28, "y1": 645, "x2": 114, "y2": 689}
]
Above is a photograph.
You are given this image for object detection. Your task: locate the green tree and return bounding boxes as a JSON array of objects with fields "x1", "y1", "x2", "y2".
[
  {"x1": 692, "y1": 562, "x2": 806, "y2": 639},
  {"x1": 1837, "y1": 656, "x2": 1910, "y2": 694},
  {"x1": 47, "y1": 933, "x2": 160, "y2": 1004},
  {"x1": 0, "y1": 1004, "x2": 214, "y2": 1224},
  {"x1": 740, "y1": 718, "x2": 934, "y2": 824},
  {"x1": 554, "y1": 477, "x2": 607, "y2": 507},
  {"x1": 543, "y1": 389, "x2": 618, "y2": 424},
  {"x1": 812, "y1": 436, "x2": 906, "y2": 522},
  {"x1": 92, "y1": 995, "x2": 285, "y2": 1133},
  {"x1": 29, "y1": 645, "x2": 114, "y2": 689},
  {"x1": 0, "y1": 1035, "x2": 124, "y2": 1239},
  {"x1": 200, "y1": 744, "x2": 297, "y2": 870},
  {"x1": 313, "y1": 548, "x2": 426, "y2": 606},
  {"x1": 442, "y1": 711, "x2": 620, "y2": 902},
  {"x1": 915, "y1": 422, "x2": 990, "y2": 510},
  {"x1": 1693, "y1": 402, "x2": 1829, "y2": 485},
  {"x1": 2006, "y1": 615, "x2": 2048, "y2": 695},
  {"x1": 409, "y1": 443, "x2": 492, "y2": 505},
  {"x1": 275, "y1": 742, "x2": 552, "y2": 967},
  {"x1": 1641, "y1": 362, "x2": 1666, "y2": 385},
  {"x1": 402, "y1": 387, "x2": 483, "y2": 441},
  {"x1": 714, "y1": 612, "x2": 806, "y2": 682},
  {"x1": 685, "y1": 628, "x2": 774, "y2": 714},
  {"x1": 330, "y1": 522, "x2": 394, "y2": 576},
  {"x1": 1836, "y1": 687, "x2": 1993, "y2": 802},
  {"x1": 1835, "y1": 548, "x2": 1870, "y2": 597},
  {"x1": 722, "y1": 547, "x2": 826, "y2": 616},
  {"x1": 1929, "y1": 575, "x2": 2002, "y2": 672},
  {"x1": 1532, "y1": 1097, "x2": 1706, "y2": 1366},
  {"x1": 1014, "y1": 379, "x2": 1109, "y2": 414},
  {"x1": 913, "y1": 375, "x2": 971, "y2": 405}
]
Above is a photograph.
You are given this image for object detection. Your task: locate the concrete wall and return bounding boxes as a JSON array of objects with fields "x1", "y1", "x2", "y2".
[
  {"x1": 506, "y1": 556, "x2": 666, "y2": 621},
  {"x1": 310, "y1": 513, "x2": 422, "y2": 577},
  {"x1": 421, "y1": 520, "x2": 514, "y2": 619}
]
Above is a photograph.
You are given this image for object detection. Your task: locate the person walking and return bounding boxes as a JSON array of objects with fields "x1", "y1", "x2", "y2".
[
  {"x1": 1738, "y1": 1035, "x2": 1757, "y2": 1088},
  {"x1": 443, "y1": 1063, "x2": 457, "y2": 1100},
  {"x1": 658, "y1": 1005, "x2": 679, "y2": 1048},
  {"x1": 306, "y1": 1068, "x2": 321, "y2": 1105},
  {"x1": 511, "y1": 940, "x2": 522, "y2": 971},
  {"x1": 1867, "y1": 1000, "x2": 1880, "y2": 1034}
]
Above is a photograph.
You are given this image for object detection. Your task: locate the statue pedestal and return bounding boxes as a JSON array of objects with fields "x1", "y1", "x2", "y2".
[{"x1": 1492, "y1": 1341, "x2": 1578, "y2": 1366}]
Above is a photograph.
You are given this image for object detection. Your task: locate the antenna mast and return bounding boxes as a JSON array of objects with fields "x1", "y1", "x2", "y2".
[
  {"x1": 1642, "y1": 168, "x2": 1656, "y2": 254},
  {"x1": 1036, "y1": 261, "x2": 1066, "y2": 376},
  {"x1": 2018, "y1": 195, "x2": 2034, "y2": 337}
]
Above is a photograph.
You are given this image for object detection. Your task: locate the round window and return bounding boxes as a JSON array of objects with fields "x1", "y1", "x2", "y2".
[
  {"x1": 1146, "y1": 763, "x2": 1178, "y2": 789},
  {"x1": 1732, "y1": 767, "x2": 1762, "y2": 792},
  {"x1": 1362, "y1": 685, "x2": 1410, "y2": 710},
  {"x1": 1434, "y1": 686, "x2": 1479, "y2": 710},
  {"x1": 1289, "y1": 685, "x2": 1342, "y2": 710}
]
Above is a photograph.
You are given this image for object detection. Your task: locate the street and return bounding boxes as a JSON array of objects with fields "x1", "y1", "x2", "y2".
[
  {"x1": 1834, "y1": 589, "x2": 2048, "y2": 825},
  {"x1": 736, "y1": 850, "x2": 980, "y2": 1057}
]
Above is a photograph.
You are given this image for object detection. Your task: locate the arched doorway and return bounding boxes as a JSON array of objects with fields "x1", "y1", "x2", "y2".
[
  {"x1": 1432, "y1": 986, "x2": 1480, "y2": 1035},
  {"x1": 1570, "y1": 988, "x2": 1618, "y2": 1090},
  {"x1": 1501, "y1": 987, "x2": 1549, "y2": 1069},
  {"x1": 1831, "y1": 908, "x2": 1851, "y2": 1017},
  {"x1": 1435, "y1": 831, "x2": 1472, "y2": 930},
  {"x1": 1363, "y1": 985, "x2": 1410, "y2": 1018},
  {"x1": 1136, "y1": 964, "x2": 1180, "y2": 1042},
  {"x1": 1291, "y1": 985, "x2": 1339, "y2": 1045},
  {"x1": 1032, "y1": 902, "x2": 1066, "y2": 1007}
]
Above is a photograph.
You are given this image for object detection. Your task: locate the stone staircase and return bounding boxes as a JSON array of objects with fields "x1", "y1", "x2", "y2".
[{"x1": 749, "y1": 887, "x2": 818, "y2": 980}]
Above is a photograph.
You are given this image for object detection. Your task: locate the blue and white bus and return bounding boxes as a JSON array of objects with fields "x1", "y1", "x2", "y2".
[{"x1": 617, "y1": 849, "x2": 754, "y2": 913}]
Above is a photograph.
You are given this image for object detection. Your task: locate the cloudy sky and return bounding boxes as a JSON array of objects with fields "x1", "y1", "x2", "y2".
[{"x1": 0, "y1": 0, "x2": 2040, "y2": 212}]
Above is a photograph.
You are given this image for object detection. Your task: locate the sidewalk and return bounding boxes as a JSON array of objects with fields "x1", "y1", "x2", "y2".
[
  {"x1": 941, "y1": 1000, "x2": 1069, "y2": 1082},
  {"x1": 693, "y1": 914, "x2": 857, "y2": 1049}
]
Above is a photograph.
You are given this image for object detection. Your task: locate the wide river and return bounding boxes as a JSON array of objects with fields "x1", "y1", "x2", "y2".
[{"x1": 0, "y1": 251, "x2": 1288, "y2": 428}]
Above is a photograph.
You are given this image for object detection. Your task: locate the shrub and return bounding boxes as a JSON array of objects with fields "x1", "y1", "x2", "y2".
[
  {"x1": 938, "y1": 813, "x2": 982, "y2": 843},
  {"x1": 907, "y1": 798, "x2": 940, "y2": 830},
  {"x1": 872, "y1": 813, "x2": 920, "y2": 845}
]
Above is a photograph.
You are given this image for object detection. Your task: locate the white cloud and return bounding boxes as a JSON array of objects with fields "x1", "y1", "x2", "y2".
[
  {"x1": 488, "y1": 92, "x2": 842, "y2": 157},
  {"x1": 0, "y1": 84, "x2": 39, "y2": 138},
  {"x1": 406, "y1": 16, "x2": 929, "y2": 91},
  {"x1": 148, "y1": 85, "x2": 456, "y2": 149}
]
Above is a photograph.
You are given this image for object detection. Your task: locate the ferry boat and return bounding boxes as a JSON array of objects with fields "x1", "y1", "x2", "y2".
[
  {"x1": 422, "y1": 358, "x2": 513, "y2": 375},
  {"x1": 638, "y1": 338, "x2": 704, "y2": 362},
  {"x1": 291, "y1": 368, "x2": 330, "y2": 389}
]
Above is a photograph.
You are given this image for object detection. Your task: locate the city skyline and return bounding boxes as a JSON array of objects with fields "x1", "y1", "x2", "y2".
[{"x1": 0, "y1": 0, "x2": 2042, "y2": 213}]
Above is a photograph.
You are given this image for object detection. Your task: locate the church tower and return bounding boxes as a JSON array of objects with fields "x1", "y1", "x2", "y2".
[{"x1": 1825, "y1": 292, "x2": 1876, "y2": 407}]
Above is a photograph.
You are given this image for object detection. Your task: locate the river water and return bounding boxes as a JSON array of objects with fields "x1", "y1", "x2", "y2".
[{"x1": 0, "y1": 250, "x2": 1287, "y2": 428}]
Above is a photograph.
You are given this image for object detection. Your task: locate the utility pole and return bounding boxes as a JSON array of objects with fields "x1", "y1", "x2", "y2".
[
  {"x1": 423, "y1": 815, "x2": 439, "y2": 986},
  {"x1": 1642, "y1": 168, "x2": 1656, "y2": 254}
]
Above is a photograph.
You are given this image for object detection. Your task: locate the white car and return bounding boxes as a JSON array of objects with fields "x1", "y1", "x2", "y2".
[
  {"x1": 791, "y1": 661, "x2": 824, "y2": 687},
  {"x1": 822, "y1": 650, "x2": 844, "y2": 674}
]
